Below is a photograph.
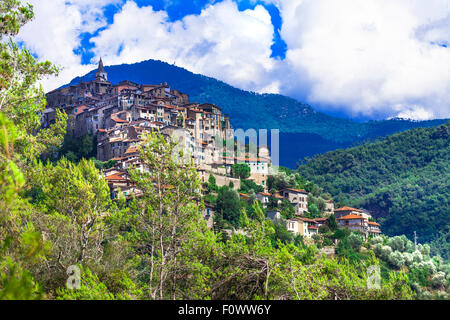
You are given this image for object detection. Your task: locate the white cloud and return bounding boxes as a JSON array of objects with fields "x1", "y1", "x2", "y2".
[
  {"x1": 16, "y1": 0, "x2": 121, "y2": 90},
  {"x1": 90, "y1": 0, "x2": 278, "y2": 93},
  {"x1": 275, "y1": 0, "x2": 450, "y2": 119},
  {"x1": 394, "y1": 105, "x2": 434, "y2": 121}
]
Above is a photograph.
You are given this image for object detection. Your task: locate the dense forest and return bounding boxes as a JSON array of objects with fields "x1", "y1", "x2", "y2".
[{"x1": 297, "y1": 123, "x2": 450, "y2": 259}]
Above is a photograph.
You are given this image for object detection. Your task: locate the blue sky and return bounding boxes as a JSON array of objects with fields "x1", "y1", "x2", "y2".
[{"x1": 16, "y1": 0, "x2": 450, "y2": 121}]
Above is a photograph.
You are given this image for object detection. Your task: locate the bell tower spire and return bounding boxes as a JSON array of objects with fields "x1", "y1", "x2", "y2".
[{"x1": 96, "y1": 57, "x2": 107, "y2": 81}]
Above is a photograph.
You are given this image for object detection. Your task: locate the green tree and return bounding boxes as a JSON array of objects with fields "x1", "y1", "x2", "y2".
[
  {"x1": 128, "y1": 130, "x2": 214, "y2": 299},
  {"x1": 216, "y1": 186, "x2": 241, "y2": 228},
  {"x1": 0, "y1": 0, "x2": 66, "y2": 163},
  {"x1": 0, "y1": 1, "x2": 66, "y2": 300},
  {"x1": 327, "y1": 214, "x2": 338, "y2": 231},
  {"x1": 306, "y1": 203, "x2": 321, "y2": 219},
  {"x1": 347, "y1": 233, "x2": 364, "y2": 252},
  {"x1": 240, "y1": 179, "x2": 264, "y2": 194},
  {"x1": 0, "y1": 114, "x2": 44, "y2": 299},
  {"x1": 231, "y1": 164, "x2": 250, "y2": 179},
  {"x1": 207, "y1": 174, "x2": 218, "y2": 193}
]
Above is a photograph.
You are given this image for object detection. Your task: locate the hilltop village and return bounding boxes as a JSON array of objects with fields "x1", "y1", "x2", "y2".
[{"x1": 44, "y1": 59, "x2": 382, "y2": 242}]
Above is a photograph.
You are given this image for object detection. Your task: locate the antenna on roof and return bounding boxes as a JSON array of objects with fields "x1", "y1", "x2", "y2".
[{"x1": 414, "y1": 231, "x2": 417, "y2": 251}]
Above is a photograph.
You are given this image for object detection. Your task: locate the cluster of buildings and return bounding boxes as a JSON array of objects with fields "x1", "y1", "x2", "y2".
[
  {"x1": 260, "y1": 196, "x2": 381, "y2": 238},
  {"x1": 288, "y1": 206, "x2": 381, "y2": 240},
  {"x1": 44, "y1": 59, "x2": 272, "y2": 199}
]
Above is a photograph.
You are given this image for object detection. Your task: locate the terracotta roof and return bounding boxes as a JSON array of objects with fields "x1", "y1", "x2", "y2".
[
  {"x1": 335, "y1": 206, "x2": 362, "y2": 212},
  {"x1": 111, "y1": 115, "x2": 129, "y2": 123},
  {"x1": 105, "y1": 173, "x2": 127, "y2": 181},
  {"x1": 368, "y1": 221, "x2": 380, "y2": 226},
  {"x1": 74, "y1": 105, "x2": 88, "y2": 115},
  {"x1": 281, "y1": 188, "x2": 307, "y2": 194},
  {"x1": 222, "y1": 156, "x2": 269, "y2": 163},
  {"x1": 111, "y1": 156, "x2": 129, "y2": 161},
  {"x1": 294, "y1": 217, "x2": 316, "y2": 223},
  {"x1": 337, "y1": 214, "x2": 365, "y2": 220},
  {"x1": 258, "y1": 192, "x2": 272, "y2": 197},
  {"x1": 125, "y1": 146, "x2": 138, "y2": 154}
]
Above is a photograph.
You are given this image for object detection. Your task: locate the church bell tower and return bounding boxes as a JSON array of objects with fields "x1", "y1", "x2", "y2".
[{"x1": 95, "y1": 57, "x2": 108, "y2": 82}]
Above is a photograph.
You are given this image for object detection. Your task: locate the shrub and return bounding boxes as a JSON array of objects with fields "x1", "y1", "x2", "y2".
[
  {"x1": 231, "y1": 164, "x2": 251, "y2": 179},
  {"x1": 318, "y1": 225, "x2": 330, "y2": 234},
  {"x1": 347, "y1": 233, "x2": 364, "y2": 252},
  {"x1": 387, "y1": 235, "x2": 413, "y2": 253},
  {"x1": 373, "y1": 244, "x2": 392, "y2": 261},
  {"x1": 417, "y1": 243, "x2": 431, "y2": 257},
  {"x1": 431, "y1": 272, "x2": 446, "y2": 289},
  {"x1": 388, "y1": 251, "x2": 406, "y2": 269},
  {"x1": 411, "y1": 250, "x2": 424, "y2": 264},
  {"x1": 403, "y1": 252, "x2": 413, "y2": 266},
  {"x1": 332, "y1": 228, "x2": 350, "y2": 240}
]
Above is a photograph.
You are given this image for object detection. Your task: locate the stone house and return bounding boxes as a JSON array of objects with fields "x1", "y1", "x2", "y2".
[
  {"x1": 266, "y1": 211, "x2": 282, "y2": 222},
  {"x1": 367, "y1": 221, "x2": 382, "y2": 237},
  {"x1": 324, "y1": 200, "x2": 334, "y2": 215},
  {"x1": 279, "y1": 188, "x2": 309, "y2": 215}
]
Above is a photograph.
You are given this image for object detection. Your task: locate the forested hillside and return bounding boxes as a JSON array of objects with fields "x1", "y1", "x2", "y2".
[
  {"x1": 66, "y1": 60, "x2": 448, "y2": 167},
  {"x1": 297, "y1": 122, "x2": 450, "y2": 258}
]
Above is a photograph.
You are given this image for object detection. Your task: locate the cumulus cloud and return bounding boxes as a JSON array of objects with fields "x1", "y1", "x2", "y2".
[
  {"x1": 16, "y1": 0, "x2": 121, "y2": 90},
  {"x1": 90, "y1": 0, "x2": 278, "y2": 93},
  {"x1": 276, "y1": 0, "x2": 450, "y2": 119}
]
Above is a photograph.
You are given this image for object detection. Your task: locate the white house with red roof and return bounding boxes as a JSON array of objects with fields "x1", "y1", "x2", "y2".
[
  {"x1": 336, "y1": 213, "x2": 381, "y2": 238},
  {"x1": 256, "y1": 192, "x2": 271, "y2": 206},
  {"x1": 286, "y1": 217, "x2": 318, "y2": 238}
]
